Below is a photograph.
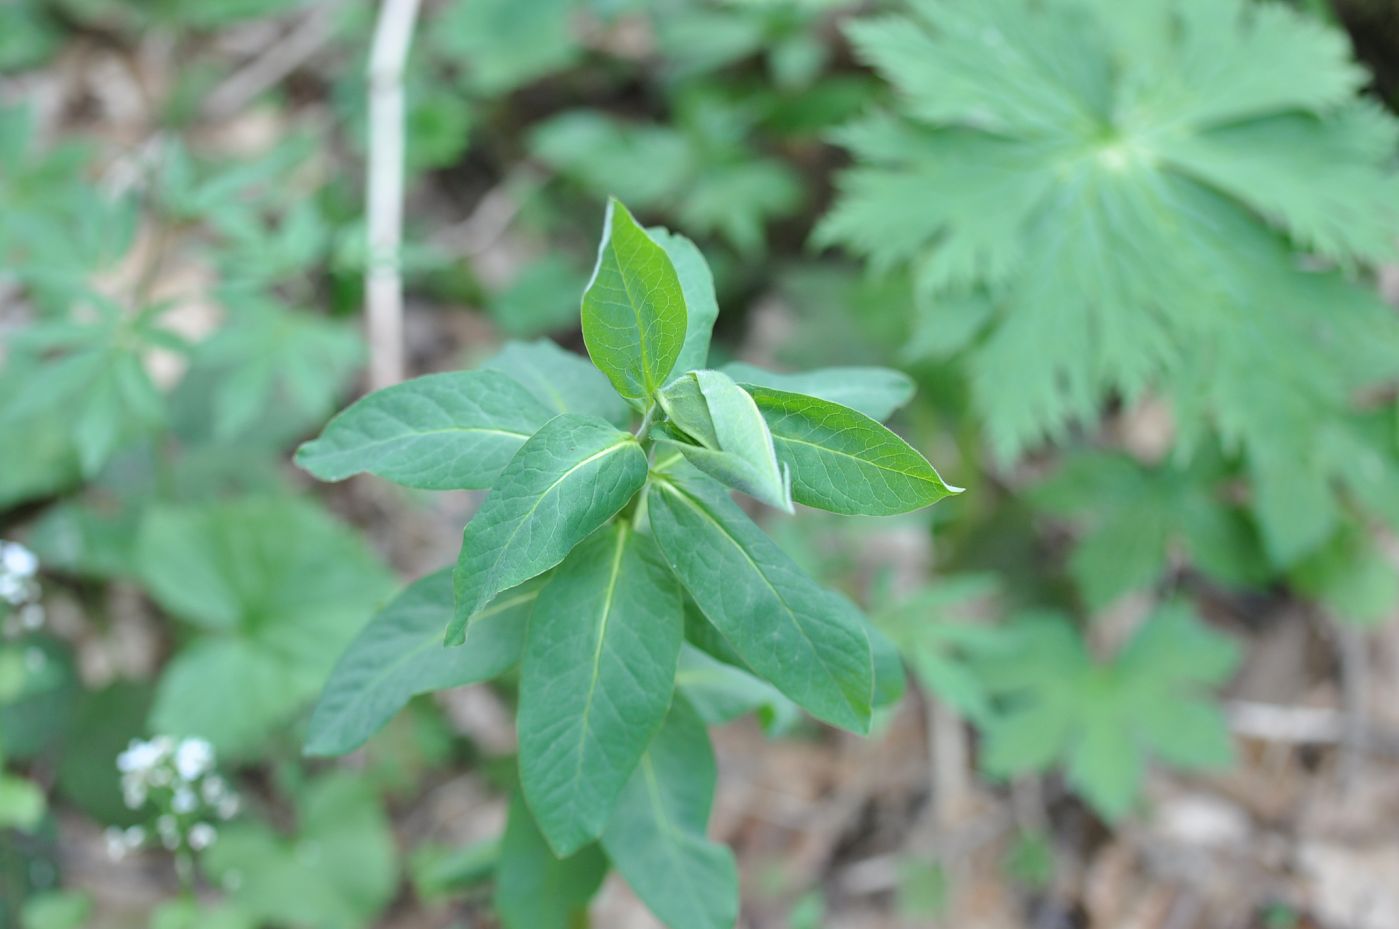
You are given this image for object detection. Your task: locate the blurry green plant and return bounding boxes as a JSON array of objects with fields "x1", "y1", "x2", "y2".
[{"x1": 297, "y1": 199, "x2": 959, "y2": 929}]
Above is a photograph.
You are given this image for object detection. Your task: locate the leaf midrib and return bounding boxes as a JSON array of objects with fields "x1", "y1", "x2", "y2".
[
  {"x1": 567, "y1": 524, "x2": 630, "y2": 800},
  {"x1": 772, "y1": 430, "x2": 938, "y2": 486}
]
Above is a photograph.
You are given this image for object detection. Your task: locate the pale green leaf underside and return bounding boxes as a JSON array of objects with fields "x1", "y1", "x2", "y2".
[
  {"x1": 448, "y1": 414, "x2": 647, "y2": 645},
  {"x1": 519, "y1": 524, "x2": 682, "y2": 857},
  {"x1": 647, "y1": 467, "x2": 874, "y2": 732},
  {"x1": 650, "y1": 227, "x2": 719, "y2": 378},
  {"x1": 306, "y1": 570, "x2": 540, "y2": 757},
  {"x1": 494, "y1": 792, "x2": 607, "y2": 929},
  {"x1": 720, "y1": 362, "x2": 914, "y2": 422},
  {"x1": 482, "y1": 339, "x2": 632, "y2": 428},
  {"x1": 602, "y1": 698, "x2": 738, "y2": 929},
  {"x1": 581, "y1": 198, "x2": 687, "y2": 402},
  {"x1": 294, "y1": 370, "x2": 553, "y2": 490},
  {"x1": 748, "y1": 386, "x2": 959, "y2": 516}
]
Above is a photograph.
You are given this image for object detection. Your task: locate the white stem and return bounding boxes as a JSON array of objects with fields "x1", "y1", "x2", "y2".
[{"x1": 365, "y1": 0, "x2": 421, "y2": 390}]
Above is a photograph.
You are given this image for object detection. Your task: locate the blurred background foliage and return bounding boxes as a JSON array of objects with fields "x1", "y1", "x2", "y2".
[{"x1": 2, "y1": 0, "x2": 1399, "y2": 927}]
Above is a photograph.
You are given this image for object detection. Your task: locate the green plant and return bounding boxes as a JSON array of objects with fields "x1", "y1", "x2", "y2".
[
  {"x1": 820, "y1": 0, "x2": 1399, "y2": 568},
  {"x1": 297, "y1": 198, "x2": 959, "y2": 928}
]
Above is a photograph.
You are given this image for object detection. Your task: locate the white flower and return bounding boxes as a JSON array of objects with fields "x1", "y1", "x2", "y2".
[
  {"x1": 215, "y1": 795, "x2": 240, "y2": 820},
  {"x1": 117, "y1": 739, "x2": 165, "y2": 775},
  {"x1": 156, "y1": 815, "x2": 179, "y2": 850},
  {"x1": 188, "y1": 822, "x2": 217, "y2": 851},
  {"x1": 104, "y1": 827, "x2": 130, "y2": 861},
  {"x1": 0, "y1": 542, "x2": 38, "y2": 579},
  {"x1": 18, "y1": 603, "x2": 44, "y2": 629},
  {"x1": 172, "y1": 787, "x2": 197, "y2": 814},
  {"x1": 173, "y1": 738, "x2": 214, "y2": 781}
]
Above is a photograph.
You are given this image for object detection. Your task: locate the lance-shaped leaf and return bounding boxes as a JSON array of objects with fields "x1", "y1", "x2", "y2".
[
  {"x1": 748, "y1": 386, "x2": 961, "y2": 516},
  {"x1": 647, "y1": 468, "x2": 874, "y2": 732},
  {"x1": 448, "y1": 415, "x2": 647, "y2": 645},
  {"x1": 723, "y1": 362, "x2": 915, "y2": 422},
  {"x1": 494, "y1": 792, "x2": 607, "y2": 929},
  {"x1": 602, "y1": 697, "x2": 738, "y2": 929},
  {"x1": 306, "y1": 570, "x2": 542, "y2": 757},
  {"x1": 650, "y1": 227, "x2": 718, "y2": 377},
  {"x1": 658, "y1": 370, "x2": 792, "y2": 511},
  {"x1": 676, "y1": 644, "x2": 800, "y2": 735},
  {"x1": 482, "y1": 339, "x2": 631, "y2": 428},
  {"x1": 581, "y1": 198, "x2": 687, "y2": 402},
  {"x1": 519, "y1": 523, "x2": 682, "y2": 856},
  {"x1": 295, "y1": 371, "x2": 554, "y2": 490}
]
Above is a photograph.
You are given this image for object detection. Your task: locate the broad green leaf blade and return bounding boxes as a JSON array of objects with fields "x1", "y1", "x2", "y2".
[
  {"x1": 647, "y1": 468, "x2": 874, "y2": 732},
  {"x1": 748, "y1": 386, "x2": 960, "y2": 516},
  {"x1": 602, "y1": 698, "x2": 738, "y2": 929},
  {"x1": 306, "y1": 571, "x2": 541, "y2": 757},
  {"x1": 448, "y1": 414, "x2": 647, "y2": 645},
  {"x1": 650, "y1": 227, "x2": 719, "y2": 377},
  {"x1": 659, "y1": 371, "x2": 792, "y2": 511},
  {"x1": 519, "y1": 524, "x2": 682, "y2": 857},
  {"x1": 722, "y1": 362, "x2": 915, "y2": 421},
  {"x1": 482, "y1": 339, "x2": 631, "y2": 428},
  {"x1": 494, "y1": 791, "x2": 607, "y2": 929},
  {"x1": 295, "y1": 371, "x2": 554, "y2": 490},
  {"x1": 581, "y1": 198, "x2": 688, "y2": 402}
]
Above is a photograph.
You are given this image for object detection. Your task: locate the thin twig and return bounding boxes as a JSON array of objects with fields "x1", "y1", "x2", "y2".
[
  {"x1": 365, "y1": 0, "x2": 421, "y2": 390},
  {"x1": 1336, "y1": 622, "x2": 1371, "y2": 786},
  {"x1": 202, "y1": 2, "x2": 342, "y2": 120}
]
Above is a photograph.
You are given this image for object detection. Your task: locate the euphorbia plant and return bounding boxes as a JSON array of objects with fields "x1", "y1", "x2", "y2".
[{"x1": 296, "y1": 199, "x2": 959, "y2": 929}]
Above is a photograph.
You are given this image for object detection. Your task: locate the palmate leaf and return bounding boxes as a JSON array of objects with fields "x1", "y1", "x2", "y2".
[
  {"x1": 518, "y1": 523, "x2": 683, "y2": 856},
  {"x1": 448, "y1": 414, "x2": 647, "y2": 645},
  {"x1": 647, "y1": 466, "x2": 874, "y2": 732},
  {"x1": 972, "y1": 603, "x2": 1238, "y2": 820},
  {"x1": 581, "y1": 198, "x2": 688, "y2": 404},
  {"x1": 822, "y1": 0, "x2": 1399, "y2": 563}
]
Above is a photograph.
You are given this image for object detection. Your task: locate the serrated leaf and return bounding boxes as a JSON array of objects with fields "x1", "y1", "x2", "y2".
[
  {"x1": 747, "y1": 387, "x2": 959, "y2": 516},
  {"x1": 482, "y1": 339, "x2": 632, "y2": 428},
  {"x1": 448, "y1": 415, "x2": 647, "y2": 645},
  {"x1": 659, "y1": 370, "x2": 792, "y2": 511},
  {"x1": 721, "y1": 362, "x2": 914, "y2": 421},
  {"x1": 650, "y1": 227, "x2": 719, "y2": 377},
  {"x1": 647, "y1": 467, "x2": 874, "y2": 732},
  {"x1": 602, "y1": 697, "x2": 738, "y2": 929},
  {"x1": 581, "y1": 198, "x2": 688, "y2": 403},
  {"x1": 296, "y1": 371, "x2": 554, "y2": 490},
  {"x1": 519, "y1": 523, "x2": 682, "y2": 856},
  {"x1": 307, "y1": 570, "x2": 540, "y2": 757},
  {"x1": 494, "y1": 791, "x2": 607, "y2": 929}
]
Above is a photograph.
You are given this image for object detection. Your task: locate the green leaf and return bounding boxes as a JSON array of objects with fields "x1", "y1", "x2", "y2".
[
  {"x1": 602, "y1": 697, "x2": 739, "y2": 929},
  {"x1": 519, "y1": 524, "x2": 683, "y2": 856},
  {"x1": 659, "y1": 370, "x2": 792, "y2": 511},
  {"x1": 295, "y1": 370, "x2": 554, "y2": 490},
  {"x1": 676, "y1": 644, "x2": 799, "y2": 735},
  {"x1": 203, "y1": 774, "x2": 397, "y2": 929},
  {"x1": 721, "y1": 362, "x2": 914, "y2": 421},
  {"x1": 0, "y1": 773, "x2": 44, "y2": 830},
  {"x1": 140, "y1": 498, "x2": 394, "y2": 755},
  {"x1": 494, "y1": 791, "x2": 607, "y2": 929},
  {"x1": 448, "y1": 415, "x2": 648, "y2": 645},
  {"x1": 307, "y1": 570, "x2": 541, "y2": 757},
  {"x1": 647, "y1": 467, "x2": 874, "y2": 732},
  {"x1": 747, "y1": 387, "x2": 960, "y2": 516},
  {"x1": 482, "y1": 339, "x2": 632, "y2": 428},
  {"x1": 581, "y1": 198, "x2": 688, "y2": 403},
  {"x1": 650, "y1": 227, "x2": 719, "y2": 377}
]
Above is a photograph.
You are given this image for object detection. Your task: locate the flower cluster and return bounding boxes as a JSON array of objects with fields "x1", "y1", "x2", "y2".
[
  {"x1": 105, "y1": 736, "x2": 239, "y2": 860},
  {"x1": 0, "y1": 540, "x2": 43, "y2": 630}
]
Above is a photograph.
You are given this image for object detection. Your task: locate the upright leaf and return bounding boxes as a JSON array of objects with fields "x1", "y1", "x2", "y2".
[
  {"x1": 722, "y1": 362, "x2": 914, "y2": 421},
  {"x1": 482, "y1": 339, "x2": 631, "y2": 428},
  {"x1": 602, "y1": 698, "x2": 739, "y2": 929},
  {"x1": 448, "y1": 414, "x2": 647, "y2": 645},
  {"x1": 748, "y1": 386, "x2": 960, "y2": 516},
  {"x1": 660, "y1": 370, "x2": 792, "y2": 511},
  {"x1": 519, "y1": 524, "x2": 682, "y2": 856},
  {"x1": 647, "y1": 468, "x2": 874, "y2": 732},
  {"x1": 494, "y1": 791, "x2": 607, "y2": 929},
  {"x1": 650, "y1": 227, "x2": 719, "y2": 377},
  {"x1": 307, "y1": 571, "x2": 542, "y2": 757},
  {"x1": 581, "y1": 199, "x2": 687, "y2": 402},
  {"x1": 295, "y1": 371, "x2": 554, "y2": 490}
]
